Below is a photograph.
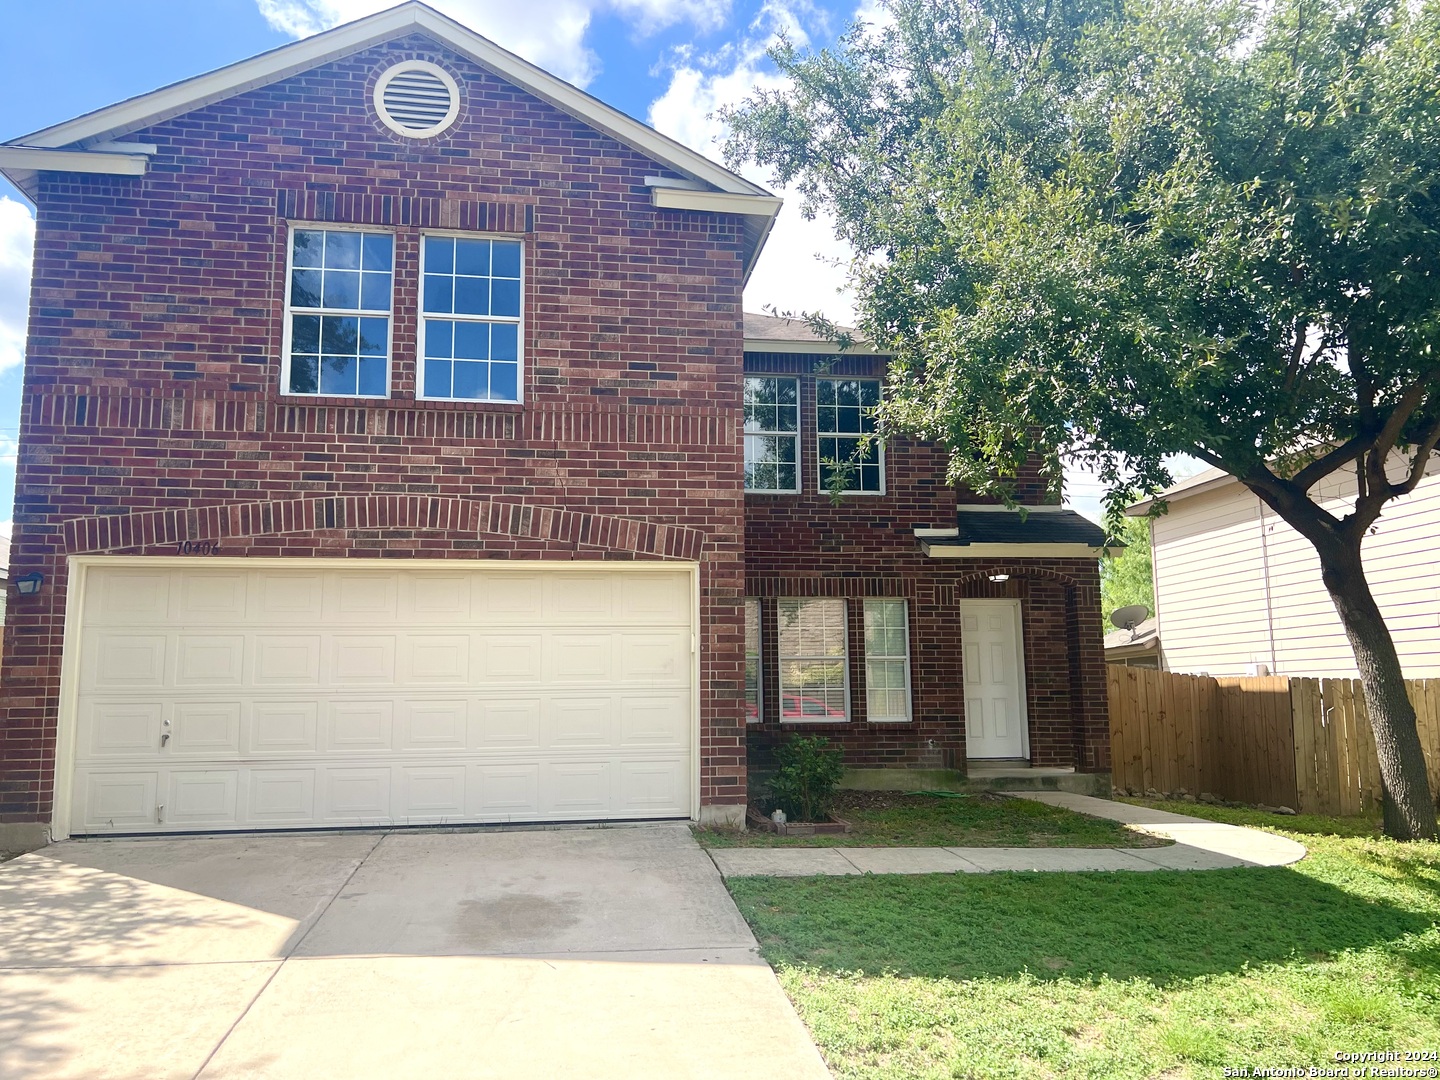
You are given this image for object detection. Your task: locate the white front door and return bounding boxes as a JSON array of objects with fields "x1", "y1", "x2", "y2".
[{"x1": 960, "y1": 599, "x2": 1028, "y2": 759}]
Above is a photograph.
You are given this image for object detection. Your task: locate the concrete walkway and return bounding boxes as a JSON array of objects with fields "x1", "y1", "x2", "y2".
[
  {"x1": 707, "y1": 792, "x2": 1307, "y2": 878},
  {"x1": 0, "y1": 825, "x2": 831, "y2": 1080}
]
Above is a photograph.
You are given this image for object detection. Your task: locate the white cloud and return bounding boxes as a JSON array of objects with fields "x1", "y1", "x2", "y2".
[
  {"x1": 257, "y1": 0, "x2": 732, "y2": 87},
  {"x1": 647, "y1": 1, "x2": 856, "y2": 323},
  {"x1": 0, "y1": 198, "x2": 35, "y2": 373}
]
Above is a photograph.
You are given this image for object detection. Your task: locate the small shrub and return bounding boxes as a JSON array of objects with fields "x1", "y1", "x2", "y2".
[{"x1": 769, "y1": 735, "x2": 847, "y2": 822}]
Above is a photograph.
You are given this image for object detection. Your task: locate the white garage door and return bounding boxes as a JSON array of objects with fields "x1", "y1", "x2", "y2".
[{"x1": 65, "y1": 561, "x2": 695, "y2": 835}]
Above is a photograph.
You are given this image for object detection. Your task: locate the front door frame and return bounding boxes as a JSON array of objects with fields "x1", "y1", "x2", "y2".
[{"x1": 957, "y1": 597, "x2": 1031, "y2": 761}]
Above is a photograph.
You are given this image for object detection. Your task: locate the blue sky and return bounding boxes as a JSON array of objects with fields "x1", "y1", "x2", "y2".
[{"x1": 0, "y1": 0, "x2": 1115, "y2": 536}]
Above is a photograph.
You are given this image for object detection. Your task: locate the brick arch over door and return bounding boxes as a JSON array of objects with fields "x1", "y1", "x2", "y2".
[
  {"x1": 950, "y1": 563, "x2": 1109, "y2": 772},
  {"x1": 61, "y1": 495, "x2": 707, "y2": 561}
]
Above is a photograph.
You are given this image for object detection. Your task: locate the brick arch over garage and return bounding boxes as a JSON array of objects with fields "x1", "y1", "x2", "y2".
[{"x1": 61, "y1": 495, "x2": 707, "y2": 561}]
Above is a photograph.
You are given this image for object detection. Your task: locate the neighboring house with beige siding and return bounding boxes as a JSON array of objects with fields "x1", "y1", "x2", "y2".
[{"x1": 1129, "y1": 457, "x2": 1440, "y2": 678}]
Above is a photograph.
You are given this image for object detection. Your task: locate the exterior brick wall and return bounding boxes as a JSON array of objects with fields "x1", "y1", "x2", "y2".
[
  {"x1": 0, "y1": 35, "x2": 750, "y2": 825},
  {"x1": 743, "y1": 351, "x2": 1109, "y2": 776}
]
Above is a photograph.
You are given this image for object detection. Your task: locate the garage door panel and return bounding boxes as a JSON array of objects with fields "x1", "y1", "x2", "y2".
[
  {"x1": 257, "y1": 572, "x2": 324, "y2": 622},
  {"x1": 177, "y1": 572, "x2": 248, "y2": 621},
  {"x1": 70, "y1": 563, "x2": 695, "y2": 834},
  {"x1": 84, "y1": 632, "x2": 167, "y2": 689},
  {"x1": 322, "y1": 767, "x2": 391, "y2": 822},
  {"x1": 248, "y1": 769, "x2": 318, "y2": 822},
  {"x1": 325, "y1": 700, "x2": 394, "y2": 753},
  {"x1": 175, "y1": 636, "x2": 246, "y2": 687},
  {"x1": 168, "y1": 770, "x2": 240, "y2": 826},
  {"x1": 620, "y1": 695, "x2": 690, "y2": 747},
  {"x1": 400, "y1": 700, "x2": 469, "y2": 750},
  {"x1": 547, "y1": 634, "x2": 612, "y2": 680},
  {"x1": 82, "y1": 701, "x2": 164, "y2": 757},
  {"x1": 171, "y1": 701, "x2": 242, "y2": 756},
  {"x1": 329, "y1": 636, "x2": 397, "y2": 685},
  {"x1": 400, "y1": 766, "x2": 467, "y2": 818},
  {"x1": 77, "y1": 772, "x2": 159, "y2": 829},
  {"x1": 253, "y1": 635, "x2": 323, "y2": 685},
  {"x1": 546, "y1": 698, "x2": 614, "y2": 749},
  {"x1": 475, "y1": 763, "x2": 540, "y2": 817},
  {"x1": 476, "y1": 635, "x2": 543, "y2": 681},
  {"x1": 543, "y1": 761, "x2": 612, "y2": 815},
  {"x1": 619, "y1": 760, "x2": 687, "y2": 813},
  {"x1": 475, "y1": 699, "x2": 542, "y2": 748},
  {"x1": 249, "y1": 701, "x2": 320, "y2": 755}
]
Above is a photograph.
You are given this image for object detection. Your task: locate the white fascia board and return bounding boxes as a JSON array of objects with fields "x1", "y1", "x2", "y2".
[
  {"x1": 651, "y1": 187, "x2": 782, "y2": 217},
  {"x1": 912, "y1": 527, "x2": 960, "y2": 538},
  {"x1": 955, "y1": 503, "x2": 1068, "y2": 513},
  {"x1": 0, "y1": 146, "x2": 149, "y2": 175},
  {"x1": 7, "y1": 2, "x2": 769, "y2": 201},
  {"x1": 1126, "y1": 474, "x2": 1234, "y2": 515},
  {"x1": 920, "y1": 541, "x2": 1118, "y2": 558},
  {"x1": 742, "y1": 338, "x2": 886, "y2": 356}
]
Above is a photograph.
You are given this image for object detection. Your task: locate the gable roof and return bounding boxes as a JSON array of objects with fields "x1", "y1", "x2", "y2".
[
  {"x1": 742, "y1": 311, "x2": 884, "y2": 355},
  {"x1": 0, "y1": 0, "x2": 781, "y2": 278}
]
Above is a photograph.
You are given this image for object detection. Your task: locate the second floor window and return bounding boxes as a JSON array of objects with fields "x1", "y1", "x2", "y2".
[
  {"x1": 744, "y1": 376, "x2": 800, "y2": 492},
  {"x1": 284, "y1": 228, "x2": 394, "y2": 397},
  {"x1": 421, "y1": 235, "x2": 523, "y2": 403},
  {"x1": 818, "y1": 378, "x2": 883, "y2": 494}
]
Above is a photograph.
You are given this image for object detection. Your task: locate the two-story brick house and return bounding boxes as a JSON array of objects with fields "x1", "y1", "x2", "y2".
[{"x1": 0, "y1": 2, "x2": 1110, "y2": 851}]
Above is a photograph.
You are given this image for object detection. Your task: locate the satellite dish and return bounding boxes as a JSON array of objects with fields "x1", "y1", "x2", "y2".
[{"x1": 1110, "y1": 604, "x2": 1149, "y2": 633}]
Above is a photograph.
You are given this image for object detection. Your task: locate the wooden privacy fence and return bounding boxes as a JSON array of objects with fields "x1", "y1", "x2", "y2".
[{"x1": 1108, "y1": 665, "x2": 1440, "y2": 815}]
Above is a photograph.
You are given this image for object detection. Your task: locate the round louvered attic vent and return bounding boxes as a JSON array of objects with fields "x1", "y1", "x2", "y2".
[{"x1": 374, "y1": 61, "x2": 460, "y2": 138}]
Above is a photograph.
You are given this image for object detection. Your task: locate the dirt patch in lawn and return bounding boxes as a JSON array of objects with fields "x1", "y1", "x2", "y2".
[{"x1": 696, "y1": 791, "x2": 1171, "y2": 849}]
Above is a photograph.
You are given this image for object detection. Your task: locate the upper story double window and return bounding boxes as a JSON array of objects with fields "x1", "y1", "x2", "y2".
[
  {"x1": 282, "y1": 225, "x2": 524, "y2": 404},
  {"x1": 743, "y1": 374, "x2": 884, "y2": 495}
]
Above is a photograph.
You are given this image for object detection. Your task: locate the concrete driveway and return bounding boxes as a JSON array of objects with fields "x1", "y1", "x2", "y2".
[{"x1": 0, "y1": 825, "x2": 831, "y2": 1080}]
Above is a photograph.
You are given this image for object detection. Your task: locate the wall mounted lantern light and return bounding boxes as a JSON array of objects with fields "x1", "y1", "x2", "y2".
[
  {"x1": 987, "y1": 573, "x2": 1010, "y2": 583},
  {"x1": 12, "y1": 572, "x2": 44, "y2": 596}
]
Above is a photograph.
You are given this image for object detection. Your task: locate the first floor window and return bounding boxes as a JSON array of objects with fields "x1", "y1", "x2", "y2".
[
  {"x1": 745, "y1": 598, "x2": 762, "y2": 723},
  {"x1": 744, "y1": 376, "x2": 800, "y2": 492},
  {"x1": 817, "y1": 378, "x2": 883, "y2": 493},
  {"x1": 285, "y1": 227, "x2": 393, "y2": 397},
  {"x1": 421, "y1": 234, "x2": 523, "y2": 402},
  {"x1": 864, "y1": 599, "x2": 912, "y2": 721},
  {"x1": 778, "y1": 597, "x2": 849, "y2": 721}
]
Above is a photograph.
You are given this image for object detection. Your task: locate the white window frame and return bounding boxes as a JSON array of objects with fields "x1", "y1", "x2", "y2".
[
  {"x1": 778, "y1": 597, "x2": 850, "y2": 723},
  {"x1": 744, "y1": 376, "x2": 802, "y2": 493},
  {"x1": 745, "y1": 597, "x2": 762, "y2": 724},
  {"x1": 816, "y1": 376, "x2": 885, "y2": 496},
  {"x1": 281, "y1": 222, "x2": 395, "y2": 400},
  {"x1": 417, "y1": 230, "x2": 526, "y2": 405},
  {"x1": 863, "y1": 598, "x2": 913, "y2": 723}
]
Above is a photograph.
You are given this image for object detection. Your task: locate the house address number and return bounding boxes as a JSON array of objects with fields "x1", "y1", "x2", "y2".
[{"x1": 174, "y1": 541, "x2": 222, "y2": 555}]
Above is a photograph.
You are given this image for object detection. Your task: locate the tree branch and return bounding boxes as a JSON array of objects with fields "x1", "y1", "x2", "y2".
[{"x1": 1292, "y1": 434, "x2": 1368, "y2": 491}]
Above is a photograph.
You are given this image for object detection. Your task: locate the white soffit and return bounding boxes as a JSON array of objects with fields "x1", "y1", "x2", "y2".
[
  {"x1": 920, "y1": 541, "x2": 1120, "y2": 558},
  {"x1": 2, "y1": 2, "x2": 777, "y2": 209}
]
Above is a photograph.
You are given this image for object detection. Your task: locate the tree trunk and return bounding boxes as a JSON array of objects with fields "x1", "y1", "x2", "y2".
[{"x1": 1318, "y1": 541, "x2": 1439, "y2": 840}]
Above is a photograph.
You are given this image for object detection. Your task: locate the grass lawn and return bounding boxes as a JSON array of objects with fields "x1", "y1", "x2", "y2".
[
  {"x1": 694, "y1": 791, "x2": 1168, "y2": 849},
  {"x1": 727, "y1": 801, "x2": 1440, "y2": 1079}
]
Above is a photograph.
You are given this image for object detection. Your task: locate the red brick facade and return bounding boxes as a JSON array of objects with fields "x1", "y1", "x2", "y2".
[
  {"x1": 742, "y1": 351, "x2": 1110, "y2": 774},
  {"x1": 0, "y1": 35, "x2": 749, "y2": 827},
  {"x1": 0, "y1": 31, "x2": 1109, "y2": 836}
]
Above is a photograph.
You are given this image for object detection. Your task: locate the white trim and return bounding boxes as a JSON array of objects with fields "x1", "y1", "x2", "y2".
[
  {"x1": 958, "y1": 597, "x2": 1031, "y2": 760},
  {"x1": 743, "y1": 375, "x2": 802, "y2": 494},
  {"x1": 0, "y1": 145, "x2": 148, "y2": 175},
  {"x1": 373, "y1": 59, "x2": 461, "y2": 139},
  {"x1": 6, "y1": 3, "x2": 768, "y2": 198},
  {"x1": 742, "y1": 338, "x2": 885, "y2": 356},
  {"x1": 913, "y1": 528, "x2": 959, "y2": 538},
  {"x1": 815, "y1": 375, "x2": 885, "y2": 497},
  {"x1": 280, "y1": 222, "x2": 396, "y2": 400},
  {"x1": 921, "y1": 541, "x2": 1118, "y2": 558},
  {"x1": 416, "y1": 230, "x2": 526, "y2": 405},
  {"x1": 51, "y1": 555, "x2": 704, "y2": 839},
  {"x1": 650, "y1": 186, "x2": 782, "y2": 217},
  {"x1": 955, "y1": 503, "x2": 1071, "y2": 513}
]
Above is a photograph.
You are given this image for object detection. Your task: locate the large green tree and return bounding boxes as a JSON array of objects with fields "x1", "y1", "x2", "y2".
[{"x1": 725, "y1": 0, "x2": 1440, "y2": 838}]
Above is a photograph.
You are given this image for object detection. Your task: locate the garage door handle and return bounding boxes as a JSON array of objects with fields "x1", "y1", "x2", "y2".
[
  {"x1": 156, "y1": 804, "x2": 165, "y2": 824},
  {"x1": 160, "y1": 719, "x2": 171, "y2": 748}
]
